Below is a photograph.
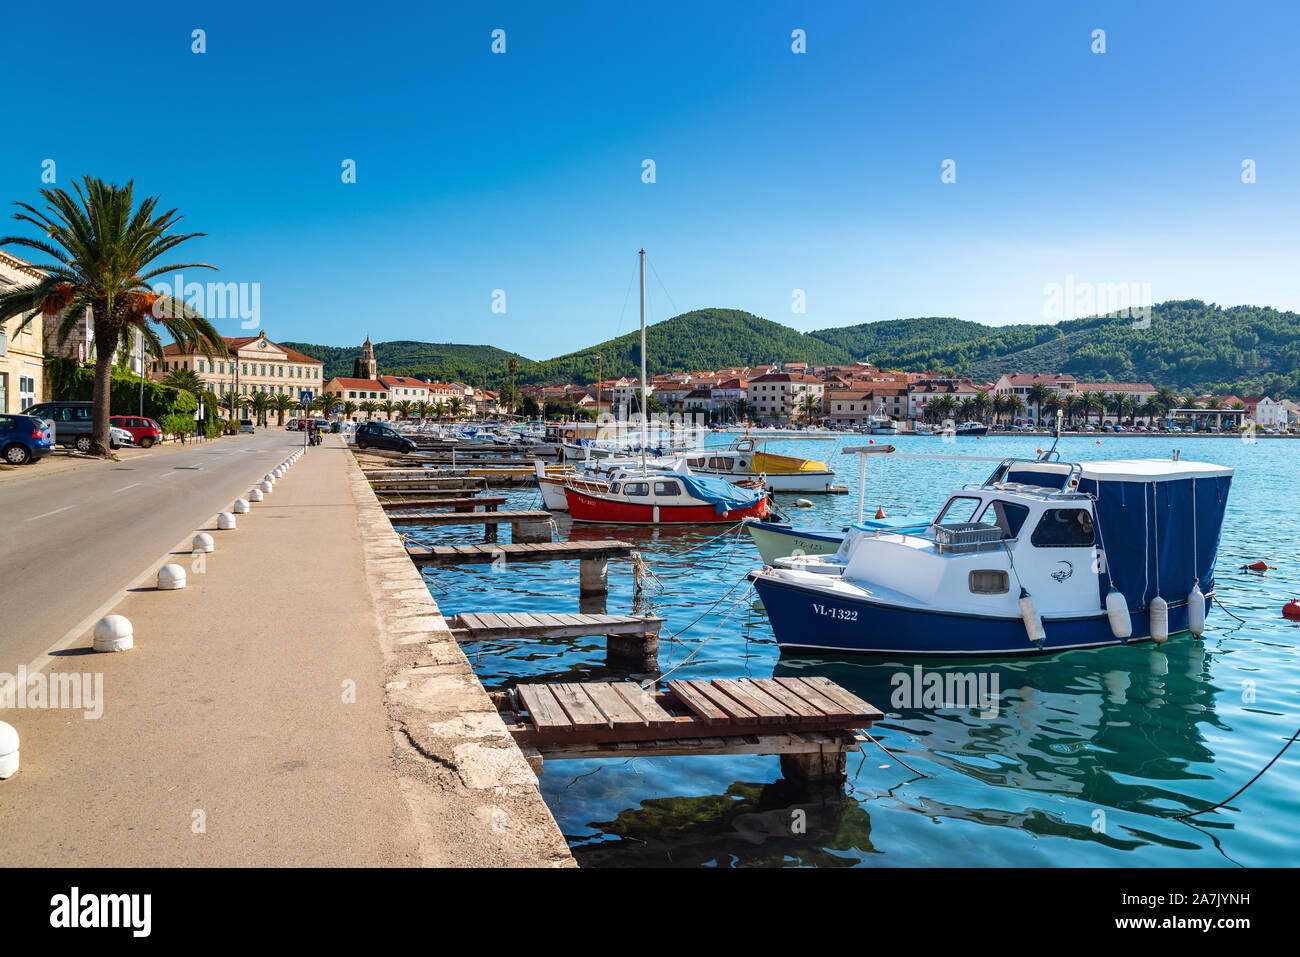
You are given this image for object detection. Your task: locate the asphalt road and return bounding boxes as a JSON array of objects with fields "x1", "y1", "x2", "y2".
[{"x1": 0, "y1": 429, "x2": 312, "y2": 673}]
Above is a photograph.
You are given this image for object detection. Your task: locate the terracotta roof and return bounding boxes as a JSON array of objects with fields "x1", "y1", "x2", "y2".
[
  {"x1": 1072, "y1": 382, "x2": 1155, "y2": 393},
  {"x1": 748, "y1": 372, "x2": 823, "y2": 383},
  {"x1": 326, "y1": 377, "x2": 387, "y2": 390},
  {"x1": 163, "y1": 335, "x2": 321, "y2": 364}
]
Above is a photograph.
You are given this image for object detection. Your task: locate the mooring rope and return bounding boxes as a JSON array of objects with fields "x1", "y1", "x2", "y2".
[{"x1": 1174, "y1": 722, "x2": 1300, "y2": 819}]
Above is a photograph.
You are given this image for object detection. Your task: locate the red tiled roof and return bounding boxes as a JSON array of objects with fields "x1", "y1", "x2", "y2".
[{"x1": 163, "y1": 335, "x2": 321, "y2": 364}]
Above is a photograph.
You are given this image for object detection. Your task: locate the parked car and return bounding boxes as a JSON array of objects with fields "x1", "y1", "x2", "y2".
[
  {"x1": 110, "y1": 415, "x2": 162, "y2": 448},
  {"x1": 354, "y1": 421, "x2": 417, "y2": 454},
  {"x1": 24, "y1": 400, "x2": 133, "y2": 451},
  {"x1": 0, "y1": 413, "x2": 54, "y2": 465},
  {"x1": 240, "y1": 419, "x2": 256, "y2": 434},
  {"x1": 110, "y1": 425, "x2": 136, "y2": 447}
]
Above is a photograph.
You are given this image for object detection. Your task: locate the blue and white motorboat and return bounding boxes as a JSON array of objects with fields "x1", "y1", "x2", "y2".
[{"x1": 748, "y1": 455, "x2": 1233, "y2": 656}]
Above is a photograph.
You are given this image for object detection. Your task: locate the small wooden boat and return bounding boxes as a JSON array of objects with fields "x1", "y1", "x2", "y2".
[{"x1": 565, "y1": 472, "x2": 771, "y2": 525}]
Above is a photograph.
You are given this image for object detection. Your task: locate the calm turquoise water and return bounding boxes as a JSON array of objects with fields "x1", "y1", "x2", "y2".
[{"x1": 414, "y1": 434, "x2": 1300, "y2": 866}]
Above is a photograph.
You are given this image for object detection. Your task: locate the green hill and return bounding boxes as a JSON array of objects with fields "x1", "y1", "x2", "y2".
[
  {"x1": 520, "y1": 308, "x2": 850, "y2": 384},
  {"x1": 279, "y1": 340, "x2": 535, "y2": 385},
  {"x1": 811, "y1": 301, "x2": 1300, "y2": 397},
  {"x1": 283, "y1": 301, "x2": 1300, "y2": 399}
]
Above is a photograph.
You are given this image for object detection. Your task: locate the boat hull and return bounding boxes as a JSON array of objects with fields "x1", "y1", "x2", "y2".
[
  {"x1": 749, "y1": 572, "x2": 1207, "y2": 656},
  {"x1": 744, "y1": 521, "x2": 844, "y2": 564},
  {"x1": 566, "y1": 489, "x2": 770, "y2": 525}
]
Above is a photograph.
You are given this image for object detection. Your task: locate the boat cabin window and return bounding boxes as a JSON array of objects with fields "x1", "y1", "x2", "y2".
[
  {"x1": 653, "y1": 480, "x2": 681, "y2": 496},
  {"x1": 935, "y1": 496, "x2": 983, "y2": 525},
  {"x1": 624, "y1": 482, "x2": 650, "y2": 497},
  {"x1": 1030, "y1": 508, "x2": 1095, "y2": 547},
  {"x1": 968, "y1": 570, "x2": 1010, "y2": 594},
  {"x1": 978, "y1": 500, "x2": 1030, "y2": 539}
]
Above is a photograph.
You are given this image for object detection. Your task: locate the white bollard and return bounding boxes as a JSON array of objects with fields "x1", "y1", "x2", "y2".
[
  {"x1": 157, "y1": 563, "x2": 187, "y2": 590},
  {"x1": 93, "y1": 614, "x2": 134, "y2": 653},
  {"x1": 0, "y1": 721, "x2": 18, "y2": 779},
  {"x1": 217, "y1": 512, "x2": 236, "y2": 529},
  {"x1": 233, "y1": 498, "x2": 250, "y2": 514},
  {"x1": 248, "y1": 488, "x2": 263, "y2": 502},
  {"x1": 259, "y1": 480, "x2": 273, "y2": 493},
  {"x1": 193, "y1": 532, "x2": 214, "y2": 553},
  {"x1": 263, "y1": 473, "x2": 276, "y2": 484}
]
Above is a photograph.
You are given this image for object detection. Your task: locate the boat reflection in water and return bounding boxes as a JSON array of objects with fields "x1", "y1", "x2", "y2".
[{"x1": 560, "y1": 635, "x2": 1238, "y2": 866}]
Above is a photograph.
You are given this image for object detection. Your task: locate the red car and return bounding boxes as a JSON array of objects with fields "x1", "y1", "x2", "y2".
[{"x1": 110, "y1": 415, "x2": 163, "y2": 449}]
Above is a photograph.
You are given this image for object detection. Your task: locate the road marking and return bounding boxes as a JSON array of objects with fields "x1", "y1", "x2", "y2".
[
  {"x1": 24, "y1": 504, "x2": 76, "y2": 522},
  {"x1": 115, "y1": 483, "x2": 143, "y2": 492}
]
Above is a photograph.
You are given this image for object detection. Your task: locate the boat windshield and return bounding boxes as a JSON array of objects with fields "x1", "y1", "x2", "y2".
[
  {"x1": 977, "y1": 499, "x2": 1030, "y2": 539},
  {"x1": 935, "y1": 495, "x2": 982, "y2": 524}
]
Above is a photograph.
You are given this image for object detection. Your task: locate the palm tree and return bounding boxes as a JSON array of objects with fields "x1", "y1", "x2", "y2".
[
  {"x1": 970, "y1": 390, "x2": 991, "y2": 424},
  {"x1": 432, "y1": 401, "x2": 447, "y2": 422},
  {"x1": 219, "y1": 390, "x2": 240, "y2": 422},
  {"x1": 315, "y1": 393, "x2": 342, "y2": 418},
  {"x1": 394, "y1": 399, "x2": 412, "y2": 422},
  {"x1": 271, "y1": 392, "x2": 295, "y2": 426},
  {"x1": 1106, "y1": 392, "x2": 1127, "y2": 426},
  {"x1": 359, "y1": 400, "x2": 378, "y2": 420},
  {"x1": 448, "y1": 396, "x2": 465, "y2": 419},
  {"x1": 799, "y1": 392, "x2": 821, "y2": 424},
  {"x1": 163, "y1": 367, "x2": 205, "y2": 395},
  {"x1": 1041, "y1": 392, "x2": 1064, "y2": 427},
  {"x1": 1026, "y1": 382, "x2": 1050, "y2": 427},
  {"x1": 413, "y1": 400, "x2": 431, "y2": 422},
  {"x1": 380, "y1": 399, "x2": 395, "y2": 420},
  {"x1": 248, "y1": 391, "x2": 273, "y2": 427},
  {"x1": 341, "y1": 400, "x2": 358, "y2": 421},
  {"x1": 0, "y1": 177, "x2": 226, "y2": 455}
]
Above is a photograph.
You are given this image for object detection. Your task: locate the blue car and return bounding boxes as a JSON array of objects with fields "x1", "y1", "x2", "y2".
[{"x1": 0, "y1": 412, "x2": 54, "y2": 465}]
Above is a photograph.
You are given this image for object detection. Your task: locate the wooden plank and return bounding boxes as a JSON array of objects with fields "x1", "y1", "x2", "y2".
[
  {"x1": 516, "y1": 684, "x2": 571, "y2": 731},
  {"x1": 732, "y1": 679, "x2": 808, "y2": 721},
  {"x1": 751, "y1": 678, "x2": 827, "y2": 719},
  {"x1": 711, "y1": 679, "x2": 786, "y2": 724},
  {"x1": 690, "y1": 681, "x2": 758, "y2": 722},
  {"x1": 581, "y1": 682, "x2": 647, "y2": 728},
  {"x1": 611, "y1": 684, "x2": 677, "y2": 728},
  {"x1": 665, "y1": 680, "x2": 728, "y2": 726},
  {"x1": 458, "y1": 613, "x2": 484, "y2": 630},
  {"x1": 774, "y1": 677, "x2": 853, "y2": 720},
  {"x1": 549, "y1": 683, "x2": 610, "y2": 730},
  {"x1": 799, "y1": 676, "x2": 883, "y2": 722}
]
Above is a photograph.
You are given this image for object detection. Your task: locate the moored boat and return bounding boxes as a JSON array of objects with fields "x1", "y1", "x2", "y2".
[
  {"x1": 566, "y1": 472, "x2": 771, "y2": 525},
  {"x1": 749, "y1": 456, "x2": 1233, "y2": 655}
]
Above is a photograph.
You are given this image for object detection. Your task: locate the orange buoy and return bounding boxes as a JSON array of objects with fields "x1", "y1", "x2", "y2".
[
  {"x1": 875, "y1": 506, "x2": 886, "y2": 519},
  {"x1": 1242, "y1": 560, "x2": 1276, "y2": 572},
  {"x1": 1284, "y1": 599, "x2": 1300, "y2": 621}
]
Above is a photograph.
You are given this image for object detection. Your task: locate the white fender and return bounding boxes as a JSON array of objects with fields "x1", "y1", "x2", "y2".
[
  {"x1": 1187, "y1": 582, "x2": 1206, "y2": 638},
  {"x1": 1149, "y1": 596, "x2": 1169, "y2": 644},
  {"x1": 1019, "y1": 588, "x2": 1045, "y2": 645},
  {"x1": 1106, "y1": 588, "x2": 1132, "y2": 640}
]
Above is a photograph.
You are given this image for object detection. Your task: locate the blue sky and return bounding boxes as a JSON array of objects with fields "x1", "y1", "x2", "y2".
[{"x1": 2, "y1": 0, "x2": 1297, "y2": 359}]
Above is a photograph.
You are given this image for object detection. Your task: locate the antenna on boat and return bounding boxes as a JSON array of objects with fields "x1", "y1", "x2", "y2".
[
  {"x1": 639, "y1": 248, "x2": 648, "y2": 476},
  {"x1": 1041, "y1": 409, "x2": 1064, "y2": 461}
]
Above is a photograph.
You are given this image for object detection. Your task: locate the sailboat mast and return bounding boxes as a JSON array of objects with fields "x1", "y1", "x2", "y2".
[{"x1": 639, "y1": 248, "x2": 648, "y2": 460}]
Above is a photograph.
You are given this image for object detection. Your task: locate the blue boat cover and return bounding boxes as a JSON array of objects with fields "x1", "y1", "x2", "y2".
[
  {"x1": 676, "y1": 473, "x2": 765, "y2": 515},
  {"x1": 1007, "y1": 461, "x2": 1232, "y2": 611}
]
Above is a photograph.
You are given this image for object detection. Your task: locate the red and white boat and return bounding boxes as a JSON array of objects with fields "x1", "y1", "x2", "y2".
[{"x1": 564, "y1": 471, "x2": 771, "y2": 525}]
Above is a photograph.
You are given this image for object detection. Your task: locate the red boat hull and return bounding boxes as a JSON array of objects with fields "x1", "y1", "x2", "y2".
[{"x1": 564, "y1": 487, "x2": 770, "y2": 525}]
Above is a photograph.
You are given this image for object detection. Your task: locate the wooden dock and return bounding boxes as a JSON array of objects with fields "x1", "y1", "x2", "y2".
[
  {"x1": 449, "y1": 611, "x2": 663, "y2": 670},
  {"x1": 492, "y1": 676, "x2": 883, "y2": 781},
  {"x1": 381, "y1": 496, "x2": 505, "y2": 512},
  {"x1": 406, "y1": 539, "x2": 635, "y2": 595},
  {"x1": 387, "y1": 508, "x2": 552, "y2": 541}
]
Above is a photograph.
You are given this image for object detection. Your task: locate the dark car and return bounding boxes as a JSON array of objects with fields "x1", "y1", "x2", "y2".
[
  {"x1": 0, "y1": 413, "x2": 54, "y2": 465},
  {"x1": 24, "y1": 400, "x2": 133, "y2": 451},
  {"x1": 354, "y1": 422, "x2": 417, "y2": 453},
  {"x1": 110, "y1": 415, "x2": 163, "y2": 449}
]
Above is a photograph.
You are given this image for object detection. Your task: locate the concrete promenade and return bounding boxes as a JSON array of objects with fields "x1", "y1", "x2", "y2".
[{"x1": 0, "y1": 435, "x2": 573, "y2": 867}]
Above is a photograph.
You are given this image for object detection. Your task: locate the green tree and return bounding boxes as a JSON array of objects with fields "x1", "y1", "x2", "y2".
[{"x1": 0, "y1": 177, "x2": 227, "y2": 455}]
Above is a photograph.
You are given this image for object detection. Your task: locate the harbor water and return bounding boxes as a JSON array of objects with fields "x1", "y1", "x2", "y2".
[{"x1": 411, "y1": 433, "x2": 1300, "y2": 867}]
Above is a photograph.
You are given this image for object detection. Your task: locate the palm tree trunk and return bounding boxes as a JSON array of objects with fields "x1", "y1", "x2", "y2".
[{"x1": 91, "y1": 328, "x2": 118, "y2": 456}]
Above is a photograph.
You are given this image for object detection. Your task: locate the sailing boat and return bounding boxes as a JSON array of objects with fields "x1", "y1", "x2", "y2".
[{"x1": 560, "y1": 249, "x2": 771, "y2": 525}]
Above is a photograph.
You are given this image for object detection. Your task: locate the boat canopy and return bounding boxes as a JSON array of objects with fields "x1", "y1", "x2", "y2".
[
  {"x1": 675, "y1": 473, "x2": 767, "y2": 515},
  {"x1": 752, "y1": 450, "x2": 829, "y2": 474},
  {"x1": 1005, "y1": 459, "x2": 1233, "y2": 612}
]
